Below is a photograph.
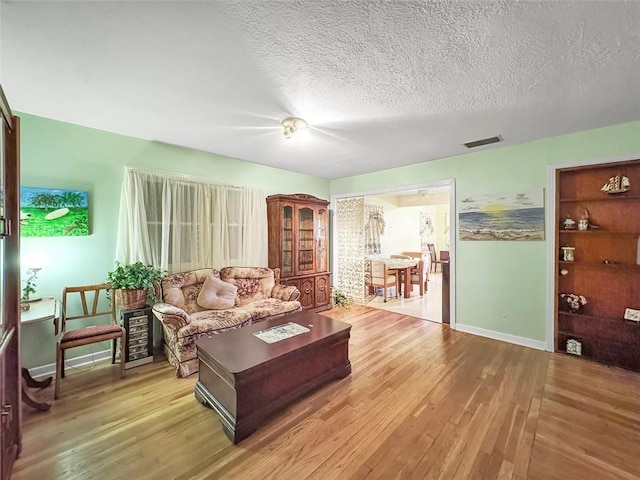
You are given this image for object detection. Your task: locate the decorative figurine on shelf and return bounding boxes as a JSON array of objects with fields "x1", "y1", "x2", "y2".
[
  {"x1": 578, "y1": 217, "x2": 588, "y2": 231},
  {"x1": 566, "y1": 338, "x2": 582, "y2": 356},
  {"x1": 561, "y1": 246, "x2": 575, "y2": 262},
  {"x1": 563, "y1": 215, "x2": 576, "y2": 230},
  {"x1": 601, "y1": 174, "x2": 630, "y2": 194},
  {"x1": 579, "y1": 208, "x2": 599, "y2": 230},
  {"x1": 560, "y1": 293, "x2": 588, "y2": 314}
]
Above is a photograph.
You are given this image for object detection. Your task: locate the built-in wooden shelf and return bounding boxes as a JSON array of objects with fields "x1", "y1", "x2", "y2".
[
  {"x1": 555, "y1": 158, "x2": 640, "y2": 372},
  {"x1": 557, "y1": 311, "x2": 631, "y2": 323},
  {"x1": 559, "y1": 194, "x2": 640, "y2": 203},
  {"x1": 559, "y1": 230, "x2": 639, "y2": 236},
  {"x1": 558, "y1": 261, "x2": 640, "y2": 270}
]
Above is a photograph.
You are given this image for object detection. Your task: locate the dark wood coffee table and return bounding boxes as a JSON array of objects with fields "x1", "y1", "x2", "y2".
[{"x1": 194, "y1": 310, "x2": 351, "y2": 443}]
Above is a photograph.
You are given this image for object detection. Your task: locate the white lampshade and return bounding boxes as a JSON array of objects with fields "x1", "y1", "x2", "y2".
[{"x1": 22, "y1": 251, "x2": 47, "y2": 270}]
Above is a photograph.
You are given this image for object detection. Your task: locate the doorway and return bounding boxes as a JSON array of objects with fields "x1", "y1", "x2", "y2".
[{"x1": 331, "y1": 180, "x2": 455, "y2": 325}]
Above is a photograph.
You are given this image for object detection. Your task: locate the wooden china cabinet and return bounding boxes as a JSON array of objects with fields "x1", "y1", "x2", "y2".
[
  {"x1": 267, "y1": 194, "x2": 331, "y2": 312},
  {"x1": 555, "y1": 158, "x2": 640, "y2": 371}
]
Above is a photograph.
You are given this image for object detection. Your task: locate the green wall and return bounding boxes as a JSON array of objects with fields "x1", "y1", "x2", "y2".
[
  {"x1": 19, "y1": 113, "x2": 330, "y2": 369},
  {"x1": 330, "y1": 121, "x2": 640, "y2": 343},
  {"x1": 19, "y1": 112, "x2": 640, "y2": 369}
]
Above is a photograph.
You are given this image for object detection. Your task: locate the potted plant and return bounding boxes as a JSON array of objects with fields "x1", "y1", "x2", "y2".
[
  {"x1": 332, "y1": 288, "x2": 353, "y2": 309},
  {"x1": 107, "y1": 261, "x2": 165, "y2": 309}
]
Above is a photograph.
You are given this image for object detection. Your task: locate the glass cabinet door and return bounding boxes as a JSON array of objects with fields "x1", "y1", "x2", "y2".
[
  {"x1": 316, "y1": 207, "x2": 327, "y2": 272},
  {"x1": 281, "y1": 205, "x2": 293, "y2": 276},
  {"x1": 297, "y1": 206, "x2": 315, "y2": 274}
]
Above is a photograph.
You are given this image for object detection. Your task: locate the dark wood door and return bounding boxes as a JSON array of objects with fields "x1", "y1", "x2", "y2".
[{"x1": 0, "y1": 84, "x2": 21, "y2": 480}]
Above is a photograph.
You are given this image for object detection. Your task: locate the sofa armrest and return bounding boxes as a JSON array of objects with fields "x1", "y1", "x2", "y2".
[
  {"x1": 271, "y1": 284, "x2": 301, "y2": 302},
  {"x1": 152, "y1": 303, "x2": 190, "y2": 332}
]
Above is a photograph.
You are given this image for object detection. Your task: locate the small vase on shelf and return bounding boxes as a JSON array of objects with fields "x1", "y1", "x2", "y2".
[
  {"x1": 561, "y1": 246, "x2": 575, "y2": 262},
  {"x1": 560, "y1": 293, "x2": 587, "y2": 314},
  {"x1": 563, "y1": 216, "x2": 576, "y2": 230}
]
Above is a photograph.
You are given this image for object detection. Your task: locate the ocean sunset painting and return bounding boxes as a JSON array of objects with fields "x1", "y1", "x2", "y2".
[{"x1": 459, "y1": 190, "x2": 545, "y2": 241}]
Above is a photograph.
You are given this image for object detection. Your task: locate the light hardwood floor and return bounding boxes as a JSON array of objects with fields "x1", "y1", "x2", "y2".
[
  {"x1": 367, "y1": 272, "x2": 443, "y2": 322},
  {"x1": 14, "y1": 306, "x2": 640, "y2": 480}
]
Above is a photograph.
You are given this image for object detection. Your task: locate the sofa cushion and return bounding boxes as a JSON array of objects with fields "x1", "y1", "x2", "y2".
[
  {"x1": 197, "y1": 273, "x2": 237, "y2": 310},
  {"x1": 161, "y1": 268, "x2": 215, "y2": 314},
  {"x1": 219, "y1": 267, "x2": 275, "y2": 307},
  {"x1": 176, "y1": 309, "x2": 252, "y2": 340},
  {"x1": 241, "y1": 298, "x2": 302, "y2": 323}
]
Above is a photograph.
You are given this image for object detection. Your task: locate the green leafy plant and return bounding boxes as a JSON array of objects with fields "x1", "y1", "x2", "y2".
[
  {"x1": 107, "y1": 261, "x2": 165, "y2": 304},
  {"x1": 333, "y1": 289, "x2": 352, "y2": 308},
  {"x1": 21, "y1": 277, "x2": 37, "y2": 301},
  {"x1": 21, "y1": 267, "x2": 41, "y2": 301}
]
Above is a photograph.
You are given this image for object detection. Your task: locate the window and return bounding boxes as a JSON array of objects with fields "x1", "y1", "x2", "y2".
[{"x1": 116, "y1": 168, "x2": 267, "y2": 272}]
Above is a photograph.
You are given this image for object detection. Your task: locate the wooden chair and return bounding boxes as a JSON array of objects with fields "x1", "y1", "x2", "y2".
[
  {"x1": 402, "y1": 251, "x2": 429, "y2": 291},
  {"x1": 55, "y1": 283, "x2": 126, "y2": 399},
  {"x1": 370, "y1": 260, "x2": 399, "y2": 302},
  {"x1": 409, "y1": 260, "x2": 426, "y2": 296},
  {"x1": 427, "y1": 243, "x2": 444, "y2": 273}
]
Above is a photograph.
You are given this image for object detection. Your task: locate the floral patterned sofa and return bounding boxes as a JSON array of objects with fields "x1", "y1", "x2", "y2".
[{"x1": 152, "y1": 266, "x2": 302, "y2": 377}]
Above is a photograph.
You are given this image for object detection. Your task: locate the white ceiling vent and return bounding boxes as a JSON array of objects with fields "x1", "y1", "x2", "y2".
[{"x1": 464, "y1": 135, "x2": 503, "y2": 149}]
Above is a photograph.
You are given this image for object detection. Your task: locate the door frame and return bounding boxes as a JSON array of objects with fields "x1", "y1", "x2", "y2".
[
  {"x1": 545, "y1": 152, "x2": 640, "y2": 352},
  {"x1": 330, "y1": 178, "x2": 456, "y2": 328}
]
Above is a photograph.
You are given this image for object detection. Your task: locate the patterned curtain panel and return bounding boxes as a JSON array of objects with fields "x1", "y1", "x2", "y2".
[
  {"x1": 420, "y1": 211, "x2": 434, "y2": 252},
  {"x1": 364, "y1": 204, "x2": 385, "y2": 255},
  {"x1": 335, "y1": 197, "x2": 365, "y2": 305}
]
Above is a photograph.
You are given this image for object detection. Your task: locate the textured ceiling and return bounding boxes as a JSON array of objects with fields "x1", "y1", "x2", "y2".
[{"x1": 2, "y1": 1, "x2": 639, "y2": 179}]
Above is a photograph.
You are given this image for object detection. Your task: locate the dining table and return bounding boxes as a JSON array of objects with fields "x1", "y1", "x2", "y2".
[{"x1": 378, "y1": 258, "x2": 417, "y2": 298}]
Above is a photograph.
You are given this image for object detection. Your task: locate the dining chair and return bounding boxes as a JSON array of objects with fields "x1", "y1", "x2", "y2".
[
  {"x1": 403, "y1": 251, "x2": 429, "y2": 289},
  {"x1": 427, "y1": 243, "x2": 444, "y2": 273},
  {"x1": 409, "y1": 259, "x2": 426, "y2": 296},
  {"x1": 370, "y1": 260, "x2": 399, "y2": 302},
  {"x1": 55, "y1": 283, "x2": 126, "y2": 399}
]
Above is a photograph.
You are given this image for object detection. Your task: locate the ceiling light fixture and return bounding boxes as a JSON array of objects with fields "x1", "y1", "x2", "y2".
[{"x1": 282, "y1": 117, "x2": 308, "y2": 138}]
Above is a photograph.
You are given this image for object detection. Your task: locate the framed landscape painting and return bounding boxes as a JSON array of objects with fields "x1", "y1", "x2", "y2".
[
  {"x1": 20, "y1": 187, "x2": 89, "y2": 237},
  {"x1": 459, "y1": 190, "x2": 544, "y2": 241}
]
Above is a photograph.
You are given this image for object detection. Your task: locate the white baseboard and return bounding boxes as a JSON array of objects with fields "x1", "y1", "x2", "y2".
[
  {"x1": 27, "y1": 349, "x2": 112, "y2": 379},
  {"x1": 28, "y1": 325, "x2": 546, "y2": 377},
  {"x1": 455, "y1": 323, "x2": 548, "y2": 351}
]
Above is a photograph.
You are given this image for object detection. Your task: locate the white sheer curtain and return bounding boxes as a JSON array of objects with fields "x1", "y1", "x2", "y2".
[
  {"x1": 116, "y1": 168, "x2": 268, "y2": 273},
  {"x1": 420, "y1": 211, "x2": 434, "y2": 253},
  {"x1": 364, "y1": 204, "x2": 385, "y2": 255}
]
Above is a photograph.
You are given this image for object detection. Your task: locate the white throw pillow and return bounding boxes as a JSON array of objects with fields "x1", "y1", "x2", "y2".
[{"x1": 197, "y1": 273, "x2": 237, "y2": 310}]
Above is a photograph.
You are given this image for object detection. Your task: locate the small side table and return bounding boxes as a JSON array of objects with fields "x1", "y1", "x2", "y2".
[{"x1": 21, "y1": 296, "x2": 59, "y2": 411}]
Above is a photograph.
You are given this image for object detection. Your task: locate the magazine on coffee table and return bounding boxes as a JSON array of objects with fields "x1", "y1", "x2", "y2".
[{"x1": 253, "y1": 322, "x2": 310, "y2": 344}]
